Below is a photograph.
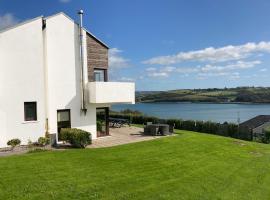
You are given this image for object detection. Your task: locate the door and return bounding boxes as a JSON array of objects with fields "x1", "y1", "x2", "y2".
[
  {"x1": 57, "y1": 109, "x2": 71, "y2": 134},
  {"x1": 96, "y1": 108, "x2": 109, "y2": 137}
]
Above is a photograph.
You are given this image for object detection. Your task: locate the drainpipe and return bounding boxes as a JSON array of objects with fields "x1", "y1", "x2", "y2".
[
  {"x1": 78, "y1": 10, "x2": 87, "y2": 114},
  {"x1": 42, "y1": 18, "x2": 49, "y2": 136}
]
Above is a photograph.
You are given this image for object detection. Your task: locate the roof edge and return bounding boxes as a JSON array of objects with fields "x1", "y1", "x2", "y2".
[
  {"x1": 0, "y1": 16, "x2": 43, "y2": 34},
  {"x1": 84, "y1": 28, "x2": 109, "y2": 49},
  {"x1": 0, "y1": 12, "x2": 110, "y2": 49},
  {"x1": 45, "y1": 12, "x2": 109, "y2": 49}
]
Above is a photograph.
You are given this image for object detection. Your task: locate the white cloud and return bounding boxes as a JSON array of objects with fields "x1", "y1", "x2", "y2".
[
  {"x1": 176, "y1": 67, "x2": 200, "y2": 73},
  {"x1": 117, "y1": 77, "x2": 134, "y2": 82},
  {"x1": 109, "y1": 48, "x2": 130, "y2": 69},
  {"x1": 197, "y1": 72, "x2": 229, "y2": 78},
  {"x1": 0, "y1": 13, "x2": 19, "y2": 30},
  {"x1": 145, "y1": 66, "x2": 175, "y2": 78},
  {"x1": 197, "y1": 72, "x2": 240, "y2": 80},
  {"x1": 148, "y1": 72, "x2": 169, "y2": 78},
  {"x1": 160, "y1": 66, "x2": 176, "y2": 72},
  {"x1": 229, "y1": 72, "x2": 241, "y2": 80},
  {"x1": 260, "y1": 68, "x2": 268, "y2": 72},
  {"x1": 143, "y1": 41, "x2": 270, "y2": 65},
  {"x1": 145, "y1": 60, "x2": 261, "y2": 80},
  {"x1": 146, "y1": 67, "x2": 156, "y2": 71},
  {"x1": 59, "y1": 0, "x2": 71, "y2": 3},
  {"x1": 108, "y1": 48, "x2": 132, "y2": 81},
  {"x1": 200, "y1": 60, "x2": 261, "y2": 73}
]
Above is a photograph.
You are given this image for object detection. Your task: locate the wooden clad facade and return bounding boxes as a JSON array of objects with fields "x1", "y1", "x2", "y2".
[{"x1": 86, "y1": 33, "x2": 109, "y2": 82}]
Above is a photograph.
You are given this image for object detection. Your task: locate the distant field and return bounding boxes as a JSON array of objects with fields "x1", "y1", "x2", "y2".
[
  {"x1": 1, "y1": 129, "x2": 270, "y2": 199},
  {"x1": 136, "y1": 87, "x2": 270, "y2": 103}
]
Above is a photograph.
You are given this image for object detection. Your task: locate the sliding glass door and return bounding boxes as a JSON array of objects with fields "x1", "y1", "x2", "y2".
[{"x1": 96, "y1": 108, "x2": 109, "y2": 137}]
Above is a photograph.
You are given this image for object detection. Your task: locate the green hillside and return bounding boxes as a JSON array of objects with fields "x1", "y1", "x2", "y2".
[
  {"x1": 1, "y1": 129, "x2": 270, "y2": 199},
  {"x1": 136, "y1": 87, "x2": 270, "y2": 103}
]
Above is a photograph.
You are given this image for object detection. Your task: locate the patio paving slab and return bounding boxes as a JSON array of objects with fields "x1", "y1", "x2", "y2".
[{"x1": 88, "y1": 126, "x2": 173, "y2": 148}]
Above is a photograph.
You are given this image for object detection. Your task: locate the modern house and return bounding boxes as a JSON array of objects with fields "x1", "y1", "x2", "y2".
[
  {"x1": 0, "y1": 12, "x2": 135, "y2": 147},
  {"x1": 239, "y1": 115, "x2": 270, "y2": 139}
]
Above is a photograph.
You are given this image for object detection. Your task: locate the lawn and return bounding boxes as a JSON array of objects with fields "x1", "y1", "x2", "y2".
[{"x1": 1, "y1": 130, "x2": 270, "y2": 200}]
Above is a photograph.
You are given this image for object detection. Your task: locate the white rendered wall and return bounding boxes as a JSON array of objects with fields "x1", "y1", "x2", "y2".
[
  {"x1": 0, "y1": 18, "x2": 46, "y2": 147},
  {"x1": 88, "y1": 82, "x2": 135, "y2": 104},
  {"x1": 45, "y1": 14, "x2": 98, "y2": 139}
]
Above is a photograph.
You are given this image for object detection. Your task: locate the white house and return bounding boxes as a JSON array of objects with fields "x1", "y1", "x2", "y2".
[{"x1": 0, "y1": 12, "x2": 135, "y2": 147}]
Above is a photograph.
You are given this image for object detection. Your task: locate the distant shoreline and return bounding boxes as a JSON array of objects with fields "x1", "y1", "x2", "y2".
[
  {"x1": 136, "y1": 87, "x2": 270, "y2": 104},
  {"x1": 137, "y1": 101, "x2": 270, "y2": 105}
]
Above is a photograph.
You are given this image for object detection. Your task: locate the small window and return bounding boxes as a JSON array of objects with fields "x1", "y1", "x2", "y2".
[
  {"x1": 24, "y1": 102, "x2": 37, "y2": 121},
  {"x1": 94, "y1": 69, "x2": 105, "y2": 82}
]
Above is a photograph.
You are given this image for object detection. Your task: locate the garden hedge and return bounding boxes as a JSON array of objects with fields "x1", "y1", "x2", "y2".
[{"x1": 110, "y1": 113, "x2": 252, "y2": 141}]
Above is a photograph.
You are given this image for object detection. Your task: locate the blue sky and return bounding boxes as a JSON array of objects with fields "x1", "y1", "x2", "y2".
[{"x1": 1, "y1": 0, "x2": 270, "y2": 91}]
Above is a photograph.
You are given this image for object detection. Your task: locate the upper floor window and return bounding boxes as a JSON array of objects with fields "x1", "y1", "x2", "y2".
[
  {"x1": 24, "y1": 102, "x2": 37, "y2": 121},
  {"x1": 94, "y1": 69, "x2": 106, "y2": 82}
]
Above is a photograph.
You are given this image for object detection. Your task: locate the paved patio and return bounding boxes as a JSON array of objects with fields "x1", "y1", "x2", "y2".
[{"x1": 88, "y1": 126, "x2": 170, "y2": 148}]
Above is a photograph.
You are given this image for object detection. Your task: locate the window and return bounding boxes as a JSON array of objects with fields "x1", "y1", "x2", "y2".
[
  {"x1": 94, "y1": 69, "x2": 106, "y2": 82},
  {"x1": 24, "y1": 102, "x2": 37, "y2": 121}
]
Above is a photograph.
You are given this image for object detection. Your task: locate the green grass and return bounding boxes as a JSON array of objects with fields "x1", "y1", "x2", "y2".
[{"x1": 1, "y1": 130, "x2": 270, "y2": 200}]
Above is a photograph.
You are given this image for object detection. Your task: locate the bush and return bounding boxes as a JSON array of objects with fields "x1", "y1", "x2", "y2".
[
  {"x1": 182, "y1": 120, "x2": 196, "y2": 131},
  {"x1": 38, "y1": 137, "x2": 50, "y2": 146},
  {"x1": 28, "y1": 149, "x2": 49, "y2": 154},
  {"x1": 7, "y1": 139, "x2": 21, "y2": 148},
  {"x1": 59, "y1": 128, "x2": 91, "y2": 148}
]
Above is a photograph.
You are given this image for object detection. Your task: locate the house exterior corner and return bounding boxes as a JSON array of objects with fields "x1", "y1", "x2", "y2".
[{"x1": 0, "y1": 12, "x2": 135, "y2": 147}]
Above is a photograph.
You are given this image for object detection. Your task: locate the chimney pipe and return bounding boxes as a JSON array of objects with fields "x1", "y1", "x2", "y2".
[
  {"x1": 78, "y1": 10, "x2": 87, "y2": 114},
  {"x1": 78, "y1": 10, "x2": 84, "y2": 27}
]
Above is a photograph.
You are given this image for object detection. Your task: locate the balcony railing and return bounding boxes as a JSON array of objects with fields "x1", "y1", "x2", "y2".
[{"x1": 87, "y1": 82, "x2": 135, "y2": 104}]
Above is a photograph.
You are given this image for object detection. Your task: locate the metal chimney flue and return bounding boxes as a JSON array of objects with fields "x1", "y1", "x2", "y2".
[
  {"x1": 78, "y1": 10, "x2": 84, "y2": 27},
  {"x1": 78, "y1": 9, "x2": 87, "y2": 114}
]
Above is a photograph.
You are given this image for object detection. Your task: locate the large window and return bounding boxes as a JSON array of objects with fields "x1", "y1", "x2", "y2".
[
  {"x1": 94, "y1": 69, "x2": 106, "y2": 82},
  {"x1": 24, "y1": 102, "x2": 37, "y2": 121}
]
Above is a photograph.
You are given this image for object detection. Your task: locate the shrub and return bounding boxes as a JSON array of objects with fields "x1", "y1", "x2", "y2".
[
  {"x1": 38, "y1": 137, "x2": 50, "y2": 146},
  {"x1": 59, "y1": 128, "x2": 91, "y2": 148},
  {"x1": 195, "y1": 121, "x2": 204, "y2": 132},
  {"x1": 201, "y1": 121, "x2": 219, "y2": 134},
  {"x1": 7, "y1": 139, "x2": 21, "y2": 148},
  {"x1": 28, "y1": 149, "x2": 49, "y2": 154},
  {"x1": 182, "y1": 120, "x2": 196, "y2": 131}
]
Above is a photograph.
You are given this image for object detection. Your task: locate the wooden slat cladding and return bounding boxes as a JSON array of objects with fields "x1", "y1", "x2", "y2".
[{"x1": 86, "y1": 33, "x2": 109, "y2": 82}]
